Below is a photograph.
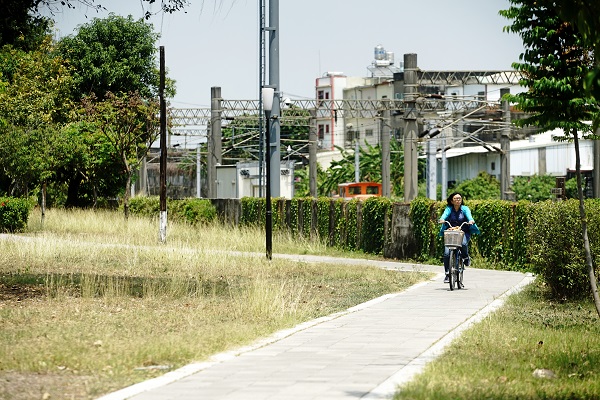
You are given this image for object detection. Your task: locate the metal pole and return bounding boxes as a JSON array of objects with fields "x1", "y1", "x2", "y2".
[
  {"x1": 309, "y1": 109, "x2": 317, "y2": 197},
  {"x1": 500, "y1": 87, "x2": 511, "y2": 200},
  {"x1": 403, "y1": 53, "x2": 419, "y2": 202},
  {"x1": 265, "y1": 110, "x2": 273, "y2": 260},
  {"x1": 196, "y1": 145, "x2": 201, "y2": 198},
  {"x1": 258, "y1": 0, "x2": 266, "y2": 198},
  {"x1": 441, "y1": 129, "x2": 447, "y2": 200},
  {"x1": 381, "y1": 108, "x2": 391, "y2": 197},
  {"x1": 427, "y1": 137, "x2": 437, "y2": 200},
  {"x1": 159, "y1": 46, "x2": 167, "y2": 243},
  {"x1": 355, "y1": 133, "x2": 360, "y2": 183},
  {"x1": 209, "y1": 87, "x2": 222, "y2": 199},
  {"x1": 268, "y1": 0, "x2": 281, "y2": 197}
]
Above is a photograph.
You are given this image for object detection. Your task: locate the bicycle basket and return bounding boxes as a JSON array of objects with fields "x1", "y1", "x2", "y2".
[{"x1": 444, "y1": 229, "x2": 464, "y2": 247}]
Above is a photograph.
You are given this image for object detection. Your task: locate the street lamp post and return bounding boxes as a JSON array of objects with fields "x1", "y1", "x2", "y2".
[{"x1": 262, "y1": 88, "x2": 274, "y2": 260}]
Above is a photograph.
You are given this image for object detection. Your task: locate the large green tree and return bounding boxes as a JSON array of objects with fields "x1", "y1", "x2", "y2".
[
  {"x1": 53, "y1": 14, "x2": 171, "y2": 206},
  {"x1": 56, "y1": 14, "x2": 170, "y2": 101},
  {"x1": 501, "y1": 0, "x2": 600, "y2": 315},
  {"x1": 0, "y1": 36, "x2": 76, "y2": 214}
]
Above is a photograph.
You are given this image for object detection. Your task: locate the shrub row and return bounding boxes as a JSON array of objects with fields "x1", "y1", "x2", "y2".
[
  {"x1": 128, "y1": 197, "x2": 217, "y2": 225},
  {"x1": 410, "y1": 197, "x2": 600, "y2": 299},
  {"x1": 240, "y1": 196, "x2": 393, "y2": 254}
]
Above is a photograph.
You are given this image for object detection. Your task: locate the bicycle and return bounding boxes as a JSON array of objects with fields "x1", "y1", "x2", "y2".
[{"x1": 441, "y1": 221, "x2": 469, "y2": 291}]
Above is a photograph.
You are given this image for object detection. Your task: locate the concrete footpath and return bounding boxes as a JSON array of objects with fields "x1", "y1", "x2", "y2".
[{"x1": 98, "y1": 256, "x2": 534, "y2": 400}]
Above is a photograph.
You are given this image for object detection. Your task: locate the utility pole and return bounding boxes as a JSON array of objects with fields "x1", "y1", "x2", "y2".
[
  {"x1": 381, "y1": 107, "x2": 391, "y2": 197},
  {"x1": 209, "y1": 87, "x2": 222, "y2": 199},
  {"x1": 268, "y1": 0, "x2": 281, "y2": 197},
  {"x1": 159, "y1": 46, "x2": 167, "y2": 243},
  {"x1": 354, "y1": 134, "x2": 360, "y2": 183},
  {"x1": 426, "y1": 136, "x2": 437, "y2": 200},
  {"x1": 309, "y1": 110, "x2": 317, "y2": 197},
  {"x1": 500, "y1": 87, "x2": 512, "y2": 200},
  {"x1": 196, "y1": 145, "x2": 201, "y2": 198},
  {"x1": 403, "y1": 53, "x2": 419, "y2": 202}
]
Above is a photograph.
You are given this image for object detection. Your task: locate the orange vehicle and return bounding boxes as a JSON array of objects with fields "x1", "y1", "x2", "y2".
[{"x1": 336, "y1": 182, "x2": 382, "y2": 200}]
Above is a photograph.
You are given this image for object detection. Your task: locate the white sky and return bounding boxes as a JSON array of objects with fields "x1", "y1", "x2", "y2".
[{"x1": 46, "y1": 0, "x2": 524, "y2": 108}]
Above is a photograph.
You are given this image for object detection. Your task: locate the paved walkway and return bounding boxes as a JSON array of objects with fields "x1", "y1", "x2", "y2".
[{"x1": 97, "y1": 256, "x2": 533, "y2": 400}]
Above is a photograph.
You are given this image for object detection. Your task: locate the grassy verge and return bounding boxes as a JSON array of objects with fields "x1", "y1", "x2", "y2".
[
  {"x1": 394, "y1": 280, "x2": 600, "y2": 400},
  {"x1": 0, "y1": 208, "x2": 429, "y2": 399}
]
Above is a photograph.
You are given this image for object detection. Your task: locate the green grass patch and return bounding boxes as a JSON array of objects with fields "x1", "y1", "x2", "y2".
[{"x1": 394, "y1": 280, "x2": 600, "y2": 400}]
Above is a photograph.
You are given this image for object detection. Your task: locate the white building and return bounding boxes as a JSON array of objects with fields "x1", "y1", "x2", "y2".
[{"x1": 437, "y1": 129, "x2": 594, "y2": 184}]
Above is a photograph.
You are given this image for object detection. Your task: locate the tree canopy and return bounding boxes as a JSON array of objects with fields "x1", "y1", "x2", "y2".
[{"x1": 56, "y1": 14, "x2": 168, "y2": 101}]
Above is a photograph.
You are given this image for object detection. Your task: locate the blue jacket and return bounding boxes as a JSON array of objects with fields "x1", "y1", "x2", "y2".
[{"x1": 438, "y1": 205, "x2": 481, "y2": 236}]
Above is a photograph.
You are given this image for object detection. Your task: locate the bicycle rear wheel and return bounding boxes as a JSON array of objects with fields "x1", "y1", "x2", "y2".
[{"x1": 448, "y1": 249, "x2": 457, "y2": 291}]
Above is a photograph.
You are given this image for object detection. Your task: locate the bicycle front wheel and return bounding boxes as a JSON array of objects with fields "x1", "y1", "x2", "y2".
[
  {"x1": 457, "y1": 257, "x2": 464, "y2": 289},
  {"x1": 448, "y1": 249, "x2": 457, "y2": 291}
]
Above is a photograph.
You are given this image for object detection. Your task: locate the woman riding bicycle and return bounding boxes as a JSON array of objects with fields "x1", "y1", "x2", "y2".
[{"x1": 438, "y1": 192, "x2": 480, "y2": 283}]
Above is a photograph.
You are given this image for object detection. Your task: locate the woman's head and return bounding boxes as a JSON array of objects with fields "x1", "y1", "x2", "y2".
[{"x1": 446, "y1": 192, "x2": 464, "y2": 207}]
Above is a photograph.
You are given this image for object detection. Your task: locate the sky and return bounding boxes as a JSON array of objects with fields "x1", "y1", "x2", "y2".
[{"x1": 45, "y1": 0, "x2": 525, "y2": 108}]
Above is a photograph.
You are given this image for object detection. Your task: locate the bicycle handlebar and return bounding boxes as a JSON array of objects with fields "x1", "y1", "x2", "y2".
[{"x1": 440, "y1": 221, "x2": 470, "y2": 229}]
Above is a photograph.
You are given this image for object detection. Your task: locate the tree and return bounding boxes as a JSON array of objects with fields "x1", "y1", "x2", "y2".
[
  {"x1": 56, "y1": 14, "x2": 174, "y2": 101},
  {"x1": 0, "y1": 0, "x2": 51, "y2": 51},
  {"x1": 452, "y1": 172, "x2": 500, "y2": 200},
  {"x1": 501, "y1": 0, "x2": 600, "y2": 316},
  {"x1": 512, "y1": 175, "x2": 555, "y2": 202},
  {"x1": 54, "y1": 14, "x2": 171, "y2": 206},
  {"x1": 553, "y1": 1, "x2": 600, "y2": 103},
  {"x1": 82, "y1": 91, "x2": 160, "y2": 219},
  {"x1": 0, "y1": 36, "x2": 77, "y2": 214}
]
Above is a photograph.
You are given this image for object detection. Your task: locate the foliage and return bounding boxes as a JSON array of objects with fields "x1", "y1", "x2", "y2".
[
  {"x1": 318, "y1": 139, "x2": 407, "y2": 198},
  {"x1": 128, "y1": 196, "x2": 216, "y2": 225},
  {"x1": 565, "y1": 177, "x2": 580, "y2": 199},
  {"x1": 240, "y1": 196, "x2": 264, "y2": 227},
  {"x1": 0, "y1": 38, "x2": 75, "y2": 126},
  {"x1": 0, "y1": 1, "x2": 51, "y2": 51},
  {"x1": 0, "y1": 196, "x2": 35, "y2": 232},
  {"x1": 56, "y1": 14, "x2": 173, "y2": 101},
  {"x1": 0, "y1": 38, "x2": 77, "y2": 197},
  {"x1": 361, "y1": 197, "x2": 391, "y2": 255},
  {"x1": 500, "y1": 0, "x2": 598, "y2": 137},
  {"x1": 452, "y1": 171, "x2": 500, "y2": 200},
  {"x1": 554, "y1": 0, "x2": 600, "y2": 110},
  {"x1": 512, "y1": 174, "x2": 555, "y2": 202},
  {"x1": 409, "y1": 197, "x2": 437, "y2": 261},
  {"x1": 527, "y1": 199, "x2": 600, "y2": 299},
  {"x1": 81, "y1": 91, "x2": 160, "y2": 216}
]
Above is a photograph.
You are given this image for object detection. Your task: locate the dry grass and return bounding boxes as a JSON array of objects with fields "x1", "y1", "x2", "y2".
[{"x1": 0, "y1": 208, "x2": 429, "y2": 399}]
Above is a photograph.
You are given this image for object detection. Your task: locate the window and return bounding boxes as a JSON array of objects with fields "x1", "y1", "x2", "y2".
[
  {"x1": 318, "y1": 124, "x2": 325, "y2": 140},
  {"x1": 366, "y1": 129, "x2": 373, "y2": 137},
  {"x1": 366, "y1": 186, "x2": 380, "y2": 195}
]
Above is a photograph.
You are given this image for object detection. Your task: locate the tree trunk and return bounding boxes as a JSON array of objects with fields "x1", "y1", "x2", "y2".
[
  {"x1": 572, "y1": 128, "x2": 600, "y2": 317},
  {"x1": 65, "y1": 174, "x2": 81, "y2": 208},
  {"x1": 41, "y1": 181, "x2": 46, "y2": 225},
  {"x1": 123, "y1": 155, "x2": 131, "y2": 221}
]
